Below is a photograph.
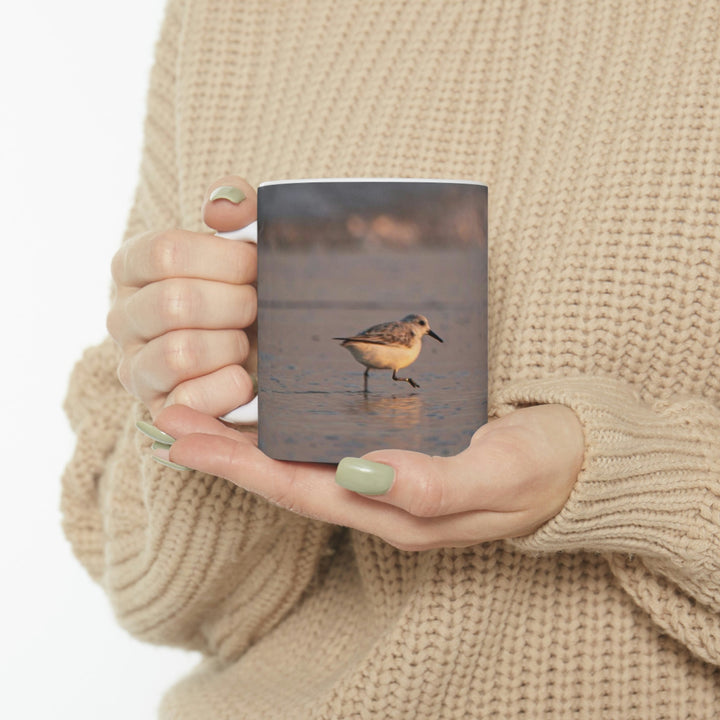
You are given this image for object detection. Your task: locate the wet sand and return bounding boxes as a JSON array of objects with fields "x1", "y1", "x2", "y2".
[{"x1": 257, "y1": 248, "x2": 487, "y2": 463}]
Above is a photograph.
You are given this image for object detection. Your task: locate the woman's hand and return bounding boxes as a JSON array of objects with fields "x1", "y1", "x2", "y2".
[
  {"x1": 150, "y1": 403, "x2": 585, "y2": 550},
  {"x1": 107, "y1": 177, "x2": 258, "y2": 419}
]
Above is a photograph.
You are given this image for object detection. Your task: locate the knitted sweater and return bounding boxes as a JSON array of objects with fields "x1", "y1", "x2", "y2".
[{"x1": 62, "y1": 0, "x2": 720, "y2": 717}]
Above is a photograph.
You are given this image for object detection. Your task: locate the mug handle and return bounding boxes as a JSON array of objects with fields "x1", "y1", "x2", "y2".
[{"x1": 216, "y1": 221, "x2": 259, "y2": 424}]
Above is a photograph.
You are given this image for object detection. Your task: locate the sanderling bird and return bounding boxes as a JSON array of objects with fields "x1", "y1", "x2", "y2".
[{"x1": 334, "y1": 313, "x2": 443, "y2": 391}]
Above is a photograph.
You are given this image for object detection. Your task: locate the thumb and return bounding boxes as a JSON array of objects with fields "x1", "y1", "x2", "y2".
[
  {"x1": 202, "y1": 175, "x2": 258, "y2": 233},
  {"x1": 335, "y1": 448, "x2": 464, "y2": 518}
]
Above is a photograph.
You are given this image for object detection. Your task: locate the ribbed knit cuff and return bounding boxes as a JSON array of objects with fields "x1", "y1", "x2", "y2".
[
  {"x1": 62, "y1": 339, "x2": 134, "y2": 582},
  {"x1": 493, "y1": 377, "x2": 720, "y2": 568}
]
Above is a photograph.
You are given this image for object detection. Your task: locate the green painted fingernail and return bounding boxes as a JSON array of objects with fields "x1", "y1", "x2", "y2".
[
  {"x1": 209, "y1": 185, "x2": 246, "y2": 204},
  {"x1": 151, "y1": 456, "x2": 191, "y2": 472},
  {"x1": 152, "y1": 441, "x2": 173, "y2": 452},
  {"x1": 335, "y1": 457, "x2": 394, "y2": 495},
  {"x1": 136, "y1": 421, "x2": 175, "y2": 444}
]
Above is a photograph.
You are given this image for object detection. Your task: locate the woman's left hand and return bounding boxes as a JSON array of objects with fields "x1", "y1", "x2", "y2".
[{"x1": 150, "y1": 403, "x2": 584, "y2": 550}]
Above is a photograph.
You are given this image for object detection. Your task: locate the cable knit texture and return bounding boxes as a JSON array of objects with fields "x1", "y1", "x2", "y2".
[{"x1": 62, "y1": 0, "x2": 720, "y2": 717}]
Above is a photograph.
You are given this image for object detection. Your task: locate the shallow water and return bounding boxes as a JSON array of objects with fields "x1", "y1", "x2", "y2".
[{"x1": 258, "y1": 248, "x2": 487, "y2": 463}]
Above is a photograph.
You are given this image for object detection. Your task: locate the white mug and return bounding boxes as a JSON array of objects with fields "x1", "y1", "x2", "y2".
[{"x1": 216, "y1": 221, "x2": 259, "y2": 425}]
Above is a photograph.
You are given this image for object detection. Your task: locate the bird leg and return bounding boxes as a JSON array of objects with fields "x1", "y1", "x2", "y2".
[
  {"x1": 392, "y1": 370, "x2": 420, "y2": 389},
  {"x1": 363, "y1": 367, "x2": 369, "y2": 393}
]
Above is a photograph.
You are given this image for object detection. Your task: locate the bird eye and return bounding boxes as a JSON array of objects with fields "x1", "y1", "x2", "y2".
[{"x1": 419, "y1": 319, "x2": 426, "y2": 326}]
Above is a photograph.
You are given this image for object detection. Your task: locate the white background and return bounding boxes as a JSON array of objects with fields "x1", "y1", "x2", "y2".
[{"x1": 0, "y1": 2, "x2": 202, "y2": 718}]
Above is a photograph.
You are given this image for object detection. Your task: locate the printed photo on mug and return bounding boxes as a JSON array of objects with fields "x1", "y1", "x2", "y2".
[{"x1": 257, "y1": 178, "x2": 488, "y2": 463}]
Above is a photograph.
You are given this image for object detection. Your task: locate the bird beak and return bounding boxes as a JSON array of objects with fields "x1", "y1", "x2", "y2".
[{"x1": 427, "y1": 329, "x2": 443, "y2": 343}]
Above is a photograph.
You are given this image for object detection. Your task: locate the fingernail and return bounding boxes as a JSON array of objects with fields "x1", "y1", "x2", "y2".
[
  {"x1": 335, "y1": 457, "x2": 394, "y2": 495},
  {"x1": 152, "y1": 441, "x2": 173, "y2": 452},
  {"x1": 152, "y1": 456, "x2": 191, "y2": 472},
  {"x1": 136, "y1": 421, "x2": 175, "y2": 444},
  {"x1": 209, "y1": 185, "x2": 246, "y2": 204}
]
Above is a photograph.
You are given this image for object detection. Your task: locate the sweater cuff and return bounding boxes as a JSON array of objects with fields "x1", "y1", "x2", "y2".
[
  {"x1": 493, "y1": 377, "x2": 720, "y2": 567},
  {"x1": 61, "y1": 339, "x2": 133, "y2": 582}
]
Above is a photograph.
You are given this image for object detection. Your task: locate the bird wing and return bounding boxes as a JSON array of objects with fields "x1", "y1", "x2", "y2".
[{"x1": 335, "y1": 321, "x2": 415, "y2": 347}]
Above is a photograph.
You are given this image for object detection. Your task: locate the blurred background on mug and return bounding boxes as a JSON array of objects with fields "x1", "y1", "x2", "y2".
[{"x1": 258, "y1": 180, "x2": 488, "y2": 463}]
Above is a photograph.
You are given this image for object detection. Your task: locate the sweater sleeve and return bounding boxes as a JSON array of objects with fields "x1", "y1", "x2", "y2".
[
  {"x1": 494, "y1": 376, "x2": 720, "y2": 666},
  {"x1": 60, "y1": 0, "x2": 335, "y2": 661}
]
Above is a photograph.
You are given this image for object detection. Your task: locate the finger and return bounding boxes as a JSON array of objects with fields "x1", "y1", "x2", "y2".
[
  {"x1": 112, "y1": 228, "x2": 257, "y2": 287},
  {"x1": 202, "y1": 176, "x2": 258, "y2": 233},
  {"x1": 159, "y1": 409, "x2": 531, "y2": 549},
  {"x1": 166, "y1": 424, "x2": 399, "y2": 527},
  {"x1": 118, "y1": 278, "x2": 256, "y2": 342},
  {"x1": 158, "y1": 406, "x2": 403, "y2": 523},
  {"x1": 335, "y1": 449, "x2": 484, "y2": 518},
  {"x1": 346, "y1": 406, "x2": 582, "y2": 520},
  {"x1": 157, "y1": 404, "x2": 254, "y2": 442},
  {"x1": 120, "y1": 328, "x2": 249, "y2": 400},
  {"x1": 164, "y1": 364, "x2": 256, "y2": 417},
  {"x1": 337, "y1": 437, "x2": 525, "y2": 518}
]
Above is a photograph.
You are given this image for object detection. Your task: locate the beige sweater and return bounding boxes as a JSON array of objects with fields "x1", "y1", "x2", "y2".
[{"x1": 62, "y1": 0, "x2": 720, "y2": 717}]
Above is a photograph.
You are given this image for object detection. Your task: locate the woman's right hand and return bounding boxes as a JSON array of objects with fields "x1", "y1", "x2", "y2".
[{"x1": 107, "y1": 176, "x2": 258, "y2": 419}]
